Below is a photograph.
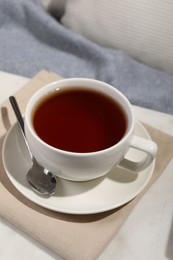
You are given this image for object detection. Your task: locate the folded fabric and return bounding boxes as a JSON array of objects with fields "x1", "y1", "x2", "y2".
[
  {"x1": 0, "y1": 71, "x2": 173, "y2": 260},
  {"x1": 0, "y1": 0, "x2": 173, "y2": 114}
]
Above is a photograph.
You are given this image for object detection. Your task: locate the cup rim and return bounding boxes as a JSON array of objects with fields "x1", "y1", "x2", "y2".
[{"x1": 25, "y1": 78, "x2": 135, "y2": 157}]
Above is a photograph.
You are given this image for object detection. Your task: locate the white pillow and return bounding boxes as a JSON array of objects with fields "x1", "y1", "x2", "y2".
[{"x1": 61, "y1": 0, "x2": 173, "y2": 75}]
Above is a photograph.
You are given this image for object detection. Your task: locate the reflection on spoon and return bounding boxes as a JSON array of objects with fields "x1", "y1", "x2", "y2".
[{"x1": 9, "y1": 96, "x2": 57, "y2": 196}]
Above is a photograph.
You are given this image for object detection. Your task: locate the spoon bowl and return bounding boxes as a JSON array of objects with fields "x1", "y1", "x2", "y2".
[{"x1": 9, "y1": 96, "x2": 57, "y2": 196}]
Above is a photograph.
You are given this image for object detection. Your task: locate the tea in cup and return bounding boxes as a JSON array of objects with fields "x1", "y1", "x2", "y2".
[{"x1": 25, "y1": 78, "x2": 157, "y2": 181}]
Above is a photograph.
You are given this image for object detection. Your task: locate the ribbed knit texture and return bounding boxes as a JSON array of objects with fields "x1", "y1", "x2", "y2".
[{"x1": 62, "y1": 0, "x2": 173, "y2": 75}]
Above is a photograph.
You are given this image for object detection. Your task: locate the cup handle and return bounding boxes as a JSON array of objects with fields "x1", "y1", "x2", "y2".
[{"x1": 119, "y1": 136, "x2": 158, "y2": 172}]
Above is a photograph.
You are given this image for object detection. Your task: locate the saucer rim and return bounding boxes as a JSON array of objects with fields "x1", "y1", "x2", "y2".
[{"x1": 2, "y1": 121, "x2": 155, "y2": 215}]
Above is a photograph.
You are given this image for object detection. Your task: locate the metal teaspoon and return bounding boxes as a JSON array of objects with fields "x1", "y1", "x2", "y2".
[{"x1": 9, "y1": 96, "x2": 57, "y2": 196}]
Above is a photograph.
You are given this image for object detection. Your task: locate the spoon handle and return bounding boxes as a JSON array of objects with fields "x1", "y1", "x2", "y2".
[
  {"x1": 9, "y1": 96, "x2": 25, "y2": 134},
  {"x1": 9, "y1": 96, "x2": 33, "y2": 161}
]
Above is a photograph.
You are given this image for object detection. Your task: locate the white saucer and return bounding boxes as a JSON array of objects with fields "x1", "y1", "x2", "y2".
[{"x1": 2, "y1": 121, "x2": 155, "y2": 215}]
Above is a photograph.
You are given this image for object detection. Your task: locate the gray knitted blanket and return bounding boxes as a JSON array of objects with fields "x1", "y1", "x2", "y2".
[{"x1": 0, "y1": 0, "x2": 173, "y2": 114}]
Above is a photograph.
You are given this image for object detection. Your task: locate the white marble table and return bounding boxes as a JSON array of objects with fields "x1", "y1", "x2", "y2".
[{"x1": 0, "y1": 71, "x2": 173, "y2": 260}]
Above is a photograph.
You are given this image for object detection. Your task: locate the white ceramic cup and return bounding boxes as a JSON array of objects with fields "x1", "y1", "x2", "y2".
[{"x1": 25, "y1": 78, "x2": 157, "y2": 181}]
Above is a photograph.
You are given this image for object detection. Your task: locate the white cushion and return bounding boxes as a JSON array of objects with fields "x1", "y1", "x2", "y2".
[{"x1": 61, "y1": 0, "x2": 173, "y2": 74}]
